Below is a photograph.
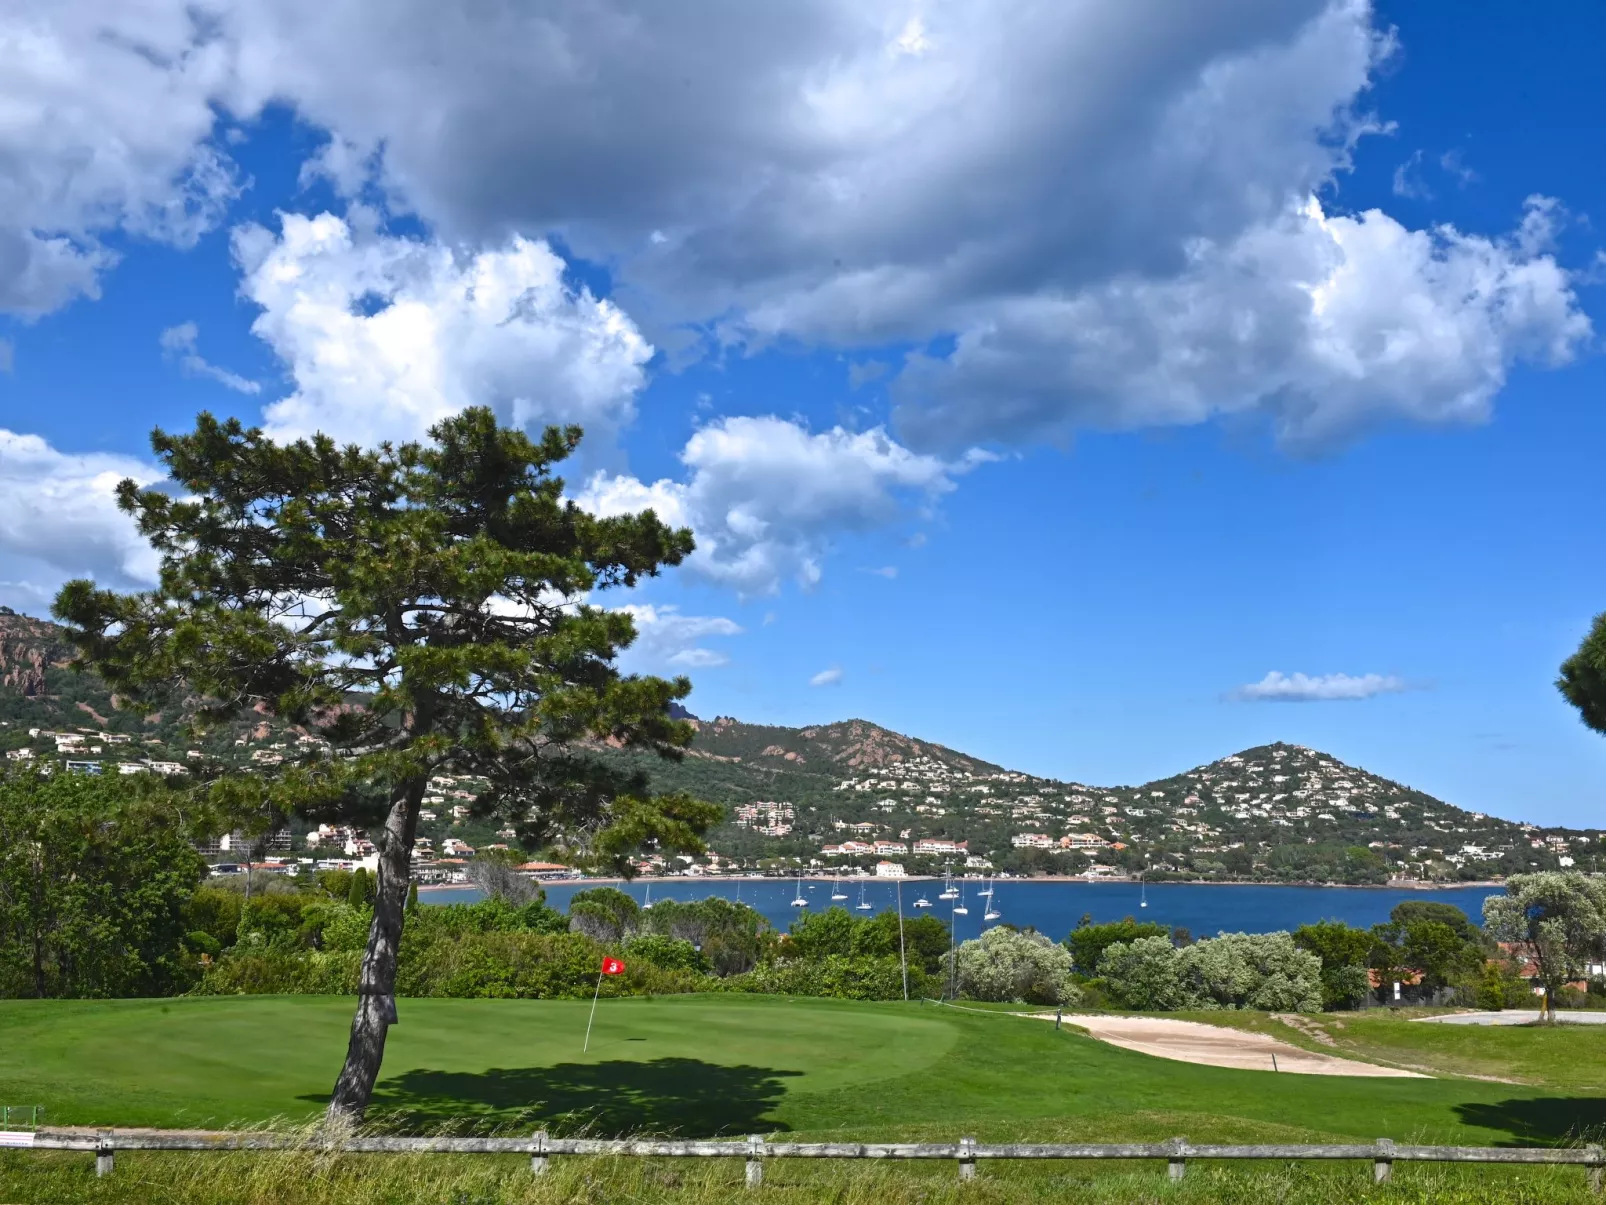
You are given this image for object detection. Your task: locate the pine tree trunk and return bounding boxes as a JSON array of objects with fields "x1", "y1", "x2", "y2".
[{"x1": 326, "y1": 773, "x2": 425, "y2": 1122}]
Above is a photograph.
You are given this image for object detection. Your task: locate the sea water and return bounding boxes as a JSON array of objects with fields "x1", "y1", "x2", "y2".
[{"x1": 423, "y1": 878, "x2": 1504, "y2": 942}]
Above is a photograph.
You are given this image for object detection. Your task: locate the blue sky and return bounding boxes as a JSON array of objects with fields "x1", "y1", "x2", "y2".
[{"x1": 1, "y1": 0, "x2": 1603, "y2": 825}]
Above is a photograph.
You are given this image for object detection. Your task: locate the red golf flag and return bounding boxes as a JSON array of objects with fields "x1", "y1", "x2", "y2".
[{"x1": 601, "y1": 957, "x2": 625, "y2": 976}]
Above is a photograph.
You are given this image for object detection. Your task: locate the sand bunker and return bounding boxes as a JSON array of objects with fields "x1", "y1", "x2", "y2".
[{"x1": 1028, "y1": 1014, "x2": 1427, "y2": 1078}]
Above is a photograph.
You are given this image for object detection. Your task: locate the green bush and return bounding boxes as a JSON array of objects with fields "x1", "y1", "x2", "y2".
[
  {"x1": 622, "y1": 933, "x2": 709, "y2": 974},
  {"x1": 1472, "y1": 959, "x2": 1534, "y2": 1010},
  {"x1": 1065, "y1": 917, "x2": 1170, "y2": 976},
  {"x1": 192, "y1": 949, "x2": 362, "y2": 995},
  {"x1": 1292, "y1": 920, "x2": 1376, "y2": 1009},
  {"x1": 722, "y1": 954, "x2": 931, "y2": 1001},
  {"x1": 567, "y1": 887, "x2": 641, "y2": 943}
]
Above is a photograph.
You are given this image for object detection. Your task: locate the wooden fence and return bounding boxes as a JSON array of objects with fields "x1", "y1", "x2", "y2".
[{"x1": 2, "y1": 1129, "x2": 1602, "y2": 1190}]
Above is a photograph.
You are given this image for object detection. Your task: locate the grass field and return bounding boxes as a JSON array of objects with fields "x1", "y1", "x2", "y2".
[
  {"x1": 3, "y1": 995, "x2": 1605, "y2": 1148},
  {"x1": 5, "y1": 996, "x2": 1606, "y2": 1203}
]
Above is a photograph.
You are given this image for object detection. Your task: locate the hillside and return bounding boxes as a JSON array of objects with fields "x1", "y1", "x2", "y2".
[
  {"x1": 1, "y1": 607, "x2": 1599, "y2": 884},
  {"x1": 597, "y1": 718, "x2": 1604, "y2": 884},
  {"x1": 0, "y1": 607, "x2": 311, "y2": 774}
]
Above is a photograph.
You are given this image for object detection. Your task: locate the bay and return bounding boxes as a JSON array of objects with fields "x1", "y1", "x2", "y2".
[{"x1": 422, "y1": 878, "x2": 1504, "y2": 942}]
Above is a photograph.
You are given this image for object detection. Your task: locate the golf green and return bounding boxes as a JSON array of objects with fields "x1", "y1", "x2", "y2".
[{"x1": 1, "y1": 995, "x2": 1602, "y2": 1145}]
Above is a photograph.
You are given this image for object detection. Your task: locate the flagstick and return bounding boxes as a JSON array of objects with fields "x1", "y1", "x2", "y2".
[
  {"x1": 583, "y1": 967, "x2": 605, "y2": 1053},
  {"x1": 896, "y1": 877, "x2": 908, "y2": 1002}
]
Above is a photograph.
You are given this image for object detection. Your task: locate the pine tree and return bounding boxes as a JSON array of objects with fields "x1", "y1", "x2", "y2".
[
  {"x1": 1559, "y1": 612, "x2": 1606, "y2": 738},
  {"x1": 54, "y1": 407, "x2": 718, "y2": 1121}
]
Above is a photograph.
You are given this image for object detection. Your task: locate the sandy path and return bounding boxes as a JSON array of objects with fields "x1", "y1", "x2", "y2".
[{"x1": 1026, "y1": 1014, "x2": 1427, "y2": 1078}]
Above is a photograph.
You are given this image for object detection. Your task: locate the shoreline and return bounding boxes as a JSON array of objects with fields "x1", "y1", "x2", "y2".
[{"x1": 418, "y1": 876, "x2": 1503, "y2": 892}]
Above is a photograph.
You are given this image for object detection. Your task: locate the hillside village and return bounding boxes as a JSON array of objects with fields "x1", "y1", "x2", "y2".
[
  {"x1": 2, "y1": 607, "x2": 1600, "y2": 885},
  {"x1": 584, "y1": 716, "x2": 1602, "y2": 884}
]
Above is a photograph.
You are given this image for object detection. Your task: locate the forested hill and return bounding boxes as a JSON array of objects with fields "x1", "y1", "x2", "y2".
[
  {"x1": 1, "y1": 606, "x2": 1600, "y2": 883},
  {"x1": 604, "y1": 716, "x2": 1604, "y2": 884},
  {"x1": 0, "y1": 607, "x2": 304, "y2": 766}
]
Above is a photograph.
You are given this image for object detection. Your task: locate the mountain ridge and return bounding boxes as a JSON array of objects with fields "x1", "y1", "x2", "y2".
[{"x1": 0, "y1": 607, "x2": 1598, "y2": 883}]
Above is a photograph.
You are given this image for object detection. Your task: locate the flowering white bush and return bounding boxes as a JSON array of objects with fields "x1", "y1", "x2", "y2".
[
  {"x1": 1098, "y1": 931, "x2": 1320, "y2": 1012},
  {"x1": 949, "y1": 928, "x2": 1081, "y2": 1005}
]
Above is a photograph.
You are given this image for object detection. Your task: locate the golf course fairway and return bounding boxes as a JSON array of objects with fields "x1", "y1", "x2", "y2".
[{"x1": 2, "y1": 995, "x2": 1603, "y2": 1145}]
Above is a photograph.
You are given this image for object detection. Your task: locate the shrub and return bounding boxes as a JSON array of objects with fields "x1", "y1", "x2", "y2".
[
  {"x1": 1065, "y1": 918, "x2": 1170, "y2": 975},
  {"x1": 1321, "y1": 964, "x2": 1373, "y2": 1011},
  {"x1": 948, "y1": 928, "x2": 1081, "y2": 1005},
  {"x1": 1098, "y1": 935, "x2": 1190, "y2": 1010},
  {"x1": 1098, "y1": 931, "x2": 1321, "y2": 1012},
  {"x1": 622, "y1": 933, "x2": 708, "y2": 974},
  {"x1": 192, "y1": 949, "x2": 362, "y2": 995},
  {"x1": 779, "y1": 907, "x2": 948, "y2": 975},
  {"x1": 1292, "y1": 920, "x2": 1376, "y2": 1009},
  {"x1": 723, "y1": 955, "x2": 928, "y2": 1001},
  {"x1": 1178, "y1": 932, "x2": 1321, "y2": 1012},
  {"x1": 567, "y1": 888, "x2": 642, "y2": 944},
  {"x1": 639, "y1": 897, "x2": 774, "y2": 976}
]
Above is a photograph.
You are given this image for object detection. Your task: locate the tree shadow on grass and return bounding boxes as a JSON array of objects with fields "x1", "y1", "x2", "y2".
[
  {"x1": 321, "y1": 1058, "x2": 803, "y2": 1137},
  {"x1": 1454, "y1": 1098, "x2": 1606, "y2": 1146}
]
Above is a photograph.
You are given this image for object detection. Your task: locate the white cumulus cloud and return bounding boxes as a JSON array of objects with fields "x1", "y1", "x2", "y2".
[
  {"x1": 195, "y1": 0, "x2": 1568, "y2": 451},
  {"x1": 0, "y1": 2, "x2": 237, "y2": 316},
  {"x1": 575, "y1": 417, "x2": 962, "y2": 595},
  {"x1": 0, "y1": 431, "x2": 161, "y2": 609},
  {"x1": 0, "y1": 0, "x2": 1589, "y2": 455},
  {"x1": 1232, "y1": 670, "x2": 1409, "y2": 702},
  {"x1": 809, "y1": 666, "x2": 843, "y2": 688},
  {"x1": 234, "y1": 211, "x2": 653, "y2": 447},
  {"x1": 894, "y1": 195, "x2": 1590, "y2": 451}
]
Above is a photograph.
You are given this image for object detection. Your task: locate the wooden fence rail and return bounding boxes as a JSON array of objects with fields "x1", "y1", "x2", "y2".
[{"x1": 2, "y1": 1129, "x2": 1602, "y2": 1190}]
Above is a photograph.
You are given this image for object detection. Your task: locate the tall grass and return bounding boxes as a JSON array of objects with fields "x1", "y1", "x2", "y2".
[{"x1": 2, "y1": 1148, "x2": 1600, "y2": 1204}]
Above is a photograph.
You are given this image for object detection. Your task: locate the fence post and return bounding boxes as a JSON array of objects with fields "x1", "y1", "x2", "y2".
[
  {"x1": 1166, "y1": 1137, "x2": 1187, "y2": 1182},
  {"x1": 530, "y1": 1130, "x2": 548, "y2": 1177},
  {"x1": 746, "y1": 1135, "x2": 764, "y2": 1189},
  {"x1": 1588, "y1": 1143, "x2": 1604, "y2": 1194},
  {"x1": 95, "y1": 1132, "x2": 114, "y2": 1178},
  {"x1": 958, "y1": 1135, "x2": 977, "y2": 1181},
  {"x1": 1373, "y1": 1138, "x2": 1394, "y2": 1184}
]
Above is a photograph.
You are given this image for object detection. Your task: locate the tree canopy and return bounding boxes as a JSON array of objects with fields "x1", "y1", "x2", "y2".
[
  {"x1": 0, "y1": 770, "x2": 205, "y2": 998},
  {"x1": 1483, "y1": 872, "x2": 1606, "y2": 1019},
  {"x1": 53, "y1": 407, "x2": 719, "y2": 1120},
  {"x1": 1559, "y1": 611, "x2": 1606, "y2": 736}
]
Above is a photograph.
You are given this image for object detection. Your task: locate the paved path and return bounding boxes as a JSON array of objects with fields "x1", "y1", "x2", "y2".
[
  {"x1": 1415, "y1": 1010, "x2": 1606, "y2": 1026},
  {"x1": 1028, "y1": 1014, "x2": 1427, "y2": 1077}
]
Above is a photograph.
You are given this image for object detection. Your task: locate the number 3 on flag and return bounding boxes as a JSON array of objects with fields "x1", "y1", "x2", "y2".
[{"x1": 601, "y1": 957, "x2": 625, "y2": 975}]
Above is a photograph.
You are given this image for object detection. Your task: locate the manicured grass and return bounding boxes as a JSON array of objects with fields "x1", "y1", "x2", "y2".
[
  {"x1": 1, "y1": 995, "x2": 1604, "y2": 1148},
  {"x1": 1171, "y1": 1009, "x2": 1606, "y2": 1095}
]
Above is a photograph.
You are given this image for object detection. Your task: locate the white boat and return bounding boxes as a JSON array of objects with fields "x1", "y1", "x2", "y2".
[
  {"x1": 831, "y1": 874, "x2": 848, "y2": 901},
  {"x1": 983, "y1": 883, "x2": 1001, "y2": 922},
  {"x1": 913, "y1": 896, "x2": 932, "y2": 908},
  {"x1": 938, "y1": 873, "x2": 958, "y2": 901},
  {"x1": 977, "y1": 879, "x2": 994, "y2": 898},
  {"x1": 855, "y1": 882, "x2": 873, "y2": 911},
  {"x1": 642, "y1": 883, "x2": 654, "y2": 911},
  {"x1": 951, "y1": 882, "x2": 968, "y2": 916},
  {"x1": 791, "y1": 875, "x2": 808, "y2": 907}
]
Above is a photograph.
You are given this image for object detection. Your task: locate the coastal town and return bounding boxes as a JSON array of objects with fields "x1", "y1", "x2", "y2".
[{"x1": 4, "y1": 700, "x2": 1597, "y2": 888}]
